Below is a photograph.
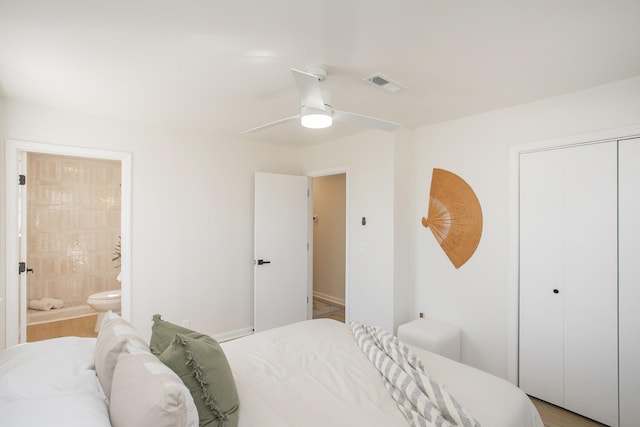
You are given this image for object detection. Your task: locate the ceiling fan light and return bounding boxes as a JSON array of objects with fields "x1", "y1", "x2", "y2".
[{"x1": 301, "y1": 111, "x2": 332, "y2": 129}]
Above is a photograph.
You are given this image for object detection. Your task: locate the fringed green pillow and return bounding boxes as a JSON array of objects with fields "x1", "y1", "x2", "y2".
[
  {"x1": 150, "y1": 314, "x2": 212, "y2": 356},
  {"x1": 159, "y1": 333, "x2": 239, "y2": 427}
]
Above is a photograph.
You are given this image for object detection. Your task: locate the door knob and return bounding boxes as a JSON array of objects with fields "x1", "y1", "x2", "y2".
[
  {"x1": 553, "y1": 289, "x2": 559, "y2": 294},
  {"x1": 256, "y1": 259, "x2": 271, "y2": 266}
]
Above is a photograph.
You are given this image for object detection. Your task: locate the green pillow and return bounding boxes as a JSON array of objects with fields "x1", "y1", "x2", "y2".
[
  {"x1": 150, "y1": 314, "x2": 212, "y2": 356},
  {"x1": 159, "y1": 333, "x2": 239, "y2": 427}
]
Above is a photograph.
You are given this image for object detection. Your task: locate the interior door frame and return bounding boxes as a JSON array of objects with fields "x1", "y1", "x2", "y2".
[
  {"x1": 4, "y1": 139, "x2": 132, "y2": 347},
  {"x1": 507, "y1": 124, "x2": 640, "y2": 385},
  {"x1": 306, "y1": 166, "x2": 349, "y2": 323}
]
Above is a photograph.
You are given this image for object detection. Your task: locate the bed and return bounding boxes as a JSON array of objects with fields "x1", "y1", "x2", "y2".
[{"x1": 0, "y1": 315, "x2": 543, "y2": 427}]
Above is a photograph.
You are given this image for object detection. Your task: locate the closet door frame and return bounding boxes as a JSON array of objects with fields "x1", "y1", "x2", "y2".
[
  {"x1": 507, "y1": 124, "x2": 640, "y2": 386},
  {"x1": 519, "y1": 142, "x2": 618, "y2": 425},
  {"x1": 618, "y1": 137, "x2": 640, "y2": 426}
]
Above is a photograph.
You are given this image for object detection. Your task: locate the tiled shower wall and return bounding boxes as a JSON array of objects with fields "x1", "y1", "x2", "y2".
[{"x1": 27, "y1": 153, "x2": 121, "y2": 307}]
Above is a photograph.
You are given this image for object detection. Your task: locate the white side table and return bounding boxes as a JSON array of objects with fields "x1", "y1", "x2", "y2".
[{"x1": 397, "y1": 318, "x2": 461, "y2": 361}]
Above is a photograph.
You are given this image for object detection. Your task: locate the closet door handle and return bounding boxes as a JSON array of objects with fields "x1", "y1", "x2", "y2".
[{"x1": 553, "y1": 289, "x2": 559, "y2": 294}]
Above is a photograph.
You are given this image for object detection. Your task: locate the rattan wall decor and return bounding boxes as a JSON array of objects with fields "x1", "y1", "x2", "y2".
[{"x1": 421, "y1": 168, "x2": 483, "y2": 268}]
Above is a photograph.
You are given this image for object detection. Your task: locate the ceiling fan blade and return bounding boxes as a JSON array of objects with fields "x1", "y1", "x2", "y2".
[
  {"x1": 333, "y1": 110, "x2": 401, "y2": 132},
  {"x1": 242, "y1": 115, "x2": 300, "y2": 133},
  {"x1": 290, "y1": 68, "x2": 325, "y2": 111}
]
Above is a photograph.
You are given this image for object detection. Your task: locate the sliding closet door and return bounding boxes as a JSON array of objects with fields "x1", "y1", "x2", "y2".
[
  {"x1": 619, "y1": 137, "x2": 640, "y2": 426},
  {"x1": 519, "y1": 142, "x2": 618, "y2": 426}
]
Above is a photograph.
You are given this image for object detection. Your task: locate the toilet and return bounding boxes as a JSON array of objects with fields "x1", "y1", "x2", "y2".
[{"x1": 87, "y1": 290, "x2": 121, "y2": 332}]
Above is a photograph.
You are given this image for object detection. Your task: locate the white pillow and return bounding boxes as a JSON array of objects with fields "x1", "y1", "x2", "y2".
[
  {"x1": 109, "y1": 344, "x2": 198, "y2": 427},
  {"x1": 94, "y1": 311, "x2": 148, "y2": 398}
]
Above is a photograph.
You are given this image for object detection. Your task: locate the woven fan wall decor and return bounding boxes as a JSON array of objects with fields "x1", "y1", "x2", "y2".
[{"x1": 421, "y1": 168, "x2": 483, "y2": 268}]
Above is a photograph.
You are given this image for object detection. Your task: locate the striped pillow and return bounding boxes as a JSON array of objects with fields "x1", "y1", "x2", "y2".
[
  {"x1": 94, "y1": 311, "x2": 149, "y2": 398},
  {"x1": 109, "y1": 344, "x2": 198, "y2": 427}
]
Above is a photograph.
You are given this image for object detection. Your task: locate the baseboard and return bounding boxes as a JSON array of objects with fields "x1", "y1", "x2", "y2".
[
  {"x1": 313, "y1": 291, "x2": 345, "y2": 307},
  {"x1": 213, "y1": 326, "x2": 254, "y2": 343}
]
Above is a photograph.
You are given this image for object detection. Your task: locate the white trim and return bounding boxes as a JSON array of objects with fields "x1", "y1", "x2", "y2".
[
  {"x1": 307, "y1": 176, "x2": 313, "y2": 320},
  {"x1": 306, "y1": 166, "x2": 349, "y2": 177},
  {"x1": 305, "y1": 166, "x2": 350, "y2": 324},
  {"x1": 4, "y1": 139, "x2": 132, "y2": 348},
  {"x1": 213, "y1": 326, "x2": 254, "y2": 343},
  {"x1": 507, "y1": 124, "x2": 640, "y2": 385},
  {"x1": 313, "y1": 290, "x2": 345, "y2": 307}
]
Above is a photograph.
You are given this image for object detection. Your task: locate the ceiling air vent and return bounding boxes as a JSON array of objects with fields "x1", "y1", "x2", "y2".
[{"x1": 364, "y1": 73, "x2": 406, "y2": 93}]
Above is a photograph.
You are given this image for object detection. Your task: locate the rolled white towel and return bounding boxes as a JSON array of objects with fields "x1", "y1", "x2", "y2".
[
  {"x1": 41, "y1": 297, "x2": 64, "y2": 309},
  {"x1": 29, "y1": 299, "x2": 53, "y2": 311}
]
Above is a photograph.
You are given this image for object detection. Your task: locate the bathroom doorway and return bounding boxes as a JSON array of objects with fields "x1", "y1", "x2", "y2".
[
  {"x1": 25, "y1": 153, "x2": 122, "y2": 341},
  {"x1": 4, "y1": 140, "x2": 131, "y2": 347},
  {"x1": 311, "y1": 173, "x2": 346, "y2": 322}
]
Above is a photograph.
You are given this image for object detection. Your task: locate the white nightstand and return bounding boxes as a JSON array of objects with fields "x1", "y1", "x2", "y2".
[{"x1": 397, "y1": 318, "x2": 461, "y2": 362}]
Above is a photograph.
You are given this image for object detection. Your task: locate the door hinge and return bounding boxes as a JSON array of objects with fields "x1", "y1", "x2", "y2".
[
  {"x1": 307, "y1": 189, "x2": 309, "y2": 197},
  {"x1": 18, "y1": 262, "x2": 34, "y2": 275},
  {"x1": 18, "y1": 174, "x2": 26, "y2": 185}
]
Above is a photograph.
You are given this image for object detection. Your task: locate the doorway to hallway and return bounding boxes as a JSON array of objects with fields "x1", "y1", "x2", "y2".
[{"x1": 311, "y1": 173, "x2": 346, "y2": 323}]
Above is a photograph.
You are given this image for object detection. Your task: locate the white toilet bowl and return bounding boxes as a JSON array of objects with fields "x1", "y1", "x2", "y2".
[{"x1": 87, "y1": 290, "x2": 121, "y2": 332}]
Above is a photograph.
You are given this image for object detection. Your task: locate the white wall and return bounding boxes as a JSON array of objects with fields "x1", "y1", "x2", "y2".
[
  {"x1": 412, "y1": 76, "x2": 640, "y2": 378},
  {"x1": 0, "y1": 99, "x2": 7, "y2": 348},
  {"x1": 0, "y1": 99, "x2": 301, "y2": 346},
  {"x1": 3, "y1": 74, "x2": 640, "y2": 379},
  {"x1": 393, "y1": 128, "x2": 415, "y2": 331},
  {"x1": 301, "y1": 130, "x2": 400, "y2": 333}
]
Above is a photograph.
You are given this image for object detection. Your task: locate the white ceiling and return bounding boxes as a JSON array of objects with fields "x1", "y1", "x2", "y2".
[{"x1": 1, "y1": 0, "x2": 640, "y2": 147}]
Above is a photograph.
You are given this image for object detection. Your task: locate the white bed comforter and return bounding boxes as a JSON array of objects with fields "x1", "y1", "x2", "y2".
[
  {"x1": 0, "y1": 337, "x2": 110, "y2": 427},
  {"x1": 221, "y1": 319, "x2": 543, "y2": 427}
]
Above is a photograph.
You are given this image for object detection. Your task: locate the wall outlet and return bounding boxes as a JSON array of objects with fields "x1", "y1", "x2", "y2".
[{"x1": 180, "y1": 319, "x2": 190, "y2": 327}]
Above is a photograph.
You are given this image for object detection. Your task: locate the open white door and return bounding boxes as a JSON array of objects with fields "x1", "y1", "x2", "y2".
[
  {"x1": 254, "y1": 172, "x2": 310, "y2": 333},
  {"x1": 4, "y1": 146, "x2": 29, "y2": 346},
  {"x1": 18, "y1": 151, "x2": 28, "y2": 343}
]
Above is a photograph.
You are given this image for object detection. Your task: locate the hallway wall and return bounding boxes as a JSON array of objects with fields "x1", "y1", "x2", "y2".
[{"x1": 312, "y1": 173, "x2": 345, "y2": 305}]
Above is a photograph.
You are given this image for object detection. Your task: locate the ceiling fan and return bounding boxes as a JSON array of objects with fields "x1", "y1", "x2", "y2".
[{"x1": 243, "y1": 65, "x2": 402, "y2": 134}]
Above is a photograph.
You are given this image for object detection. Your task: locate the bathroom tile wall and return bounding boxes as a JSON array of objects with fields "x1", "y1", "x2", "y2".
[{"x1": 27, "y1": 153, "x2": 121, "y2": 306}]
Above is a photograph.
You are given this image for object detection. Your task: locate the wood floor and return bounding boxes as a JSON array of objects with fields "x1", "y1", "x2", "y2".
[
  {"x1": 324, "y1": 310, "x2": 345, "y2": 322},
  {"x1": 27, "y1": 313, "x2": 99, "y2": 342},
  {"x1": 312, "y1": 298, "x2": 345, "y2": 323},
  {"x1": 530, "y1": 397, "x2": 607, "y2": 427}
]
